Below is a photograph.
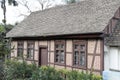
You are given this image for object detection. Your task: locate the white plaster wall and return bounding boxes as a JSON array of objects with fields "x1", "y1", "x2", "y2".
[
  {"x1": 119, "y1": 47, "x2": 120, "y2": 70},
  {"x1": 39, "y1": 41, "x2": 47, "y2": 46},
  {"x1": 50, "y1": 40, "x2": 54, "y2": 51},
  {"x1": 35, "y1": 41, "x2": 39, "y2": 50},
  {"x1": 24, "y1": 41, "x2": 27, "y2": 58},
  {"x1": 55, "y1": 65, "x2": 65, "y2": 69},
  {"x1": 34, "y1": 51, "x2": 38, "y2": 60},
  {"x1": 66, "y1": 54, "x2": 72, "y2": 66},
  {"x1": 66, "y1": 40, "x2": 72, "y2": 52},
  {"x1": 88, "y1": 40, "x2": 101, "y2": 54},
  {"x1": 50, "y1": 52, "x2": 54, "y2": 63},
  {"x1": 88, "y1": 40, "x2": 96, "y2": 54},
  {"x1": 104, "y1": 45, "x2": 110, "y2": 70}
]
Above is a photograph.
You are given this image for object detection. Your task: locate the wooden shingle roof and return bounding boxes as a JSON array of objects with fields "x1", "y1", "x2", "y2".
[
  {"x1": 106, "y1": 20, "x2": 120, "y2": 46},
  {"x1": 6, "y1": 0, "x2": 120, "y2": 38}
]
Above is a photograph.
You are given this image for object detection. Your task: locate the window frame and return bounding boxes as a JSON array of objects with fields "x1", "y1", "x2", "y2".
[
  {"x1": 17, "y1": 41, "x2": 24, "y2": 58},
  {"x1": 54, "y1": 40, "x2": 65, "y2": 64},
  {"x1": 73, "y1": 40, "x2": 87, "y2": 69},
  {"x1": 27, "y1": 41, "x2": 35, "y2": 60},
  {"x1": 109, "y1": 47, "x2": 120, "y2": 71}
]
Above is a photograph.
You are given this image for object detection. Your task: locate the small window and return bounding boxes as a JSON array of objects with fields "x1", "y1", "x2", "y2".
[
  {"x1": 27, "y1": 42, "x2": 34, "y2": 59},
  {"x1": 73, "y1": 41, "x2": 86, "y2": 67},
  {"x1": 17, "y1": 42, "x2": 24, "y2": 57},
  {"x1": 109, "y1": 47, "x2": 120, "y2": 71},
  {"x1": 55, "y1": 41, "x2": 65, "y2": 64}
]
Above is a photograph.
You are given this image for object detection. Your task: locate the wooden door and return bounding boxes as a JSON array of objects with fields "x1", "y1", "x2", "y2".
[{"x1": 39, "y1": 47, "x2": 48, "y2": 66}]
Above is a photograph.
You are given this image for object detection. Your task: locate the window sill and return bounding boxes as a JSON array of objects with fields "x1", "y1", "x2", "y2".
[
  {"x1": 11, "y1": 56, "x2": 22, "y2": 59},
  {"x1": 54, "y1": 62, "x2": 65, "y2": 66},
  {"x1": 109, "y1": 68, "x2": 120, "y2": 72},
  {"x1": 72, "y1": 65, "x2": 87, "y2": 70}
]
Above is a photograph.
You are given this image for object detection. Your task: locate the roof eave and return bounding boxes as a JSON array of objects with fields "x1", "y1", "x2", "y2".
[{"x1": 7, "y1": 32, "x2": 104, "y2": 40}]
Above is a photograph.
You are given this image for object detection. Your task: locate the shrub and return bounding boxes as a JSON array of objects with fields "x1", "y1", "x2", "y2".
[
  {"x1": 4, "y1": 60, "x2": 102, "y2": 80},
  {"x1": 31, "y1": 66, "x2": 102, "y2": 80},
  {"x1": 4, "y1": 59, "x2": 37, "y2": 80},
  {"x1": 31, "y1": 66, "x2": 64, "y2": 80},
  {"x1": 58, "y1": 69, "x2": 102, "y2": 80}
]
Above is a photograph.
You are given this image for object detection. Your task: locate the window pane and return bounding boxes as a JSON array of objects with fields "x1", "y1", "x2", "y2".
[
  {"x1": 74, "y1": 45, "x2": 79, "y2": 49},
  {"x1": 30, "y1": 49, "x2": 34, "y2": 57},
  {"x1": 18, "y1": 48, "x2": 23, "y2": 57},
  {"x1": 74, "y1": 51, "x2": 79, "y2": 65},
  {"x1": 80, "y1": 45, "x2": 85, "y2": 51},
  {"x1": 30, "y1": 49, "x2": 34, "y2": 54},
  {"x1": 18, "y1": 44, "x2": 23, "y2": 48},
  {"x1": 27, "y1": 48, "x2": 34, "y2": 59},
  {"x1": 60, "y1": 50, "x2": 64, "y2": 63},
  {"x1": 61, "y1": 44, "x2": 64, "y2": 49},
  {"x1": 55, "y1": 58, "x2": 59, "y2": 62},
  {"x1": 56, "y1": 44, "x2": 63, "y2": 49},
  {"x1": 27, "y1": 49, "x2": 30, "y2": 58},
  {"x1": 80, "y1": 52, "x2": 85, "y2": 66},
  {"x1": 56, "y1": 44, "x2": 59, "y2": 48},
  {"x1": 55, "y1": 50, "x2": 59, "y2": 62},
  {"x1": 28, "y1": 44, "x2": 34, "y2": 48}
]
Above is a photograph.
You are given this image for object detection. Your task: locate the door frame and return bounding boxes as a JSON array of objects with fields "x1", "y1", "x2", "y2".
[{"x1": 38, "y1": 46, "x2": 48, "y2": 66}]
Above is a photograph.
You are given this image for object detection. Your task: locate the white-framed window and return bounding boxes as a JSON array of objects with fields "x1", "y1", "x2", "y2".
[{"x1": 109, "y1": 47, "x2": 120, "y2": 71}]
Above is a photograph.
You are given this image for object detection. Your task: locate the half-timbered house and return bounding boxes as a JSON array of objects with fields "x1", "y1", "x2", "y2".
[{"x1": 6, "y1": 0, "x2": 120, "y2": 75}]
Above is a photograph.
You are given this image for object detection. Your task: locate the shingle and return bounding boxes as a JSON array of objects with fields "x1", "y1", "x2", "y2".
[
  {"x1": 105, "y1": 20, "x2": 120, "y2": 46},
  {"x1": 6, "y1": 0, "x2": 120, "y2": 38}
]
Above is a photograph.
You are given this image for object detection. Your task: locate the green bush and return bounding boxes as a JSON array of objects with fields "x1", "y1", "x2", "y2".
[
  {"x1": 31, "y1": 66, "x2": 64, "y2": 80},
  {"x1": 5, "y1": 59, "x2": 37, "y2": 80},
  {"x1": 4, "y1": 60, "x2": 102, "y2": 80},
  {"x1": 58, "y1": 69, "x2": 102, "y2": 80},
  {"x1": 31, "y1": 66, "x2": 102, "y2": 80}
]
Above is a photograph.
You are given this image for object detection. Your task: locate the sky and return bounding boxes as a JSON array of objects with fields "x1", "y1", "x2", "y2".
[{"x1": 0, "y1": 0, "x2": 65, "y2": 24}]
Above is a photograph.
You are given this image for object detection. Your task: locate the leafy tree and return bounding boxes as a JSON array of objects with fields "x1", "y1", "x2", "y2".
[
  {"x1": 0, "y1": 0, "x2": 18, "y2": 31},
  {"x1": 0, "y1": 25, "x2": 5, "y2": 32},
  {"x1": 0, "y1": 0, "x2": 17, "y2": 59},
  {"x1": 8, "y1": 0, "x2": 18, "y2": 6},
  {"x1": 0, "y1": 24, "x2": 13, "y2": 58},
  {"x1": 5, "y1": 24, "x2": 14, "y2": 32}
]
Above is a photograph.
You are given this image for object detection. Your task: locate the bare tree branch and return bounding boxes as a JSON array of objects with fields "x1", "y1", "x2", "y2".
[
  {"x1": 36, "y1": 0, "x2": 54, "y2": 10},
  {"x1": 15, "y1": 0, "x2": 55, "y2": 18},
  {"x1": 16, "y1": 0, "x2": 32, "y2": 13}
]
